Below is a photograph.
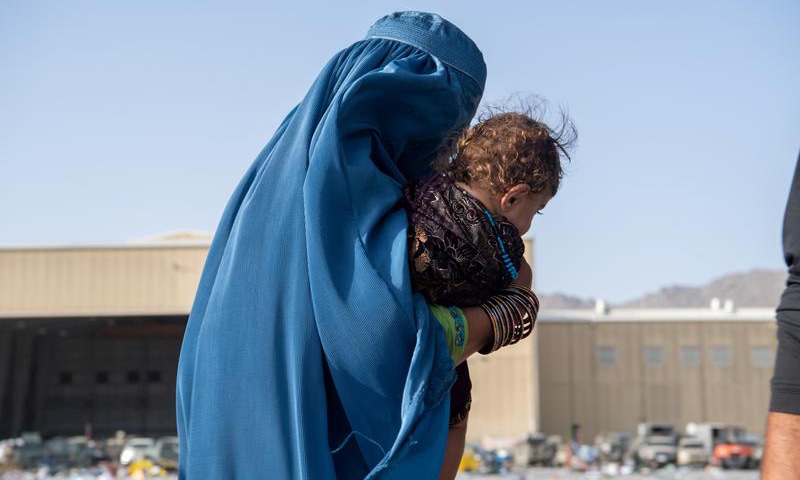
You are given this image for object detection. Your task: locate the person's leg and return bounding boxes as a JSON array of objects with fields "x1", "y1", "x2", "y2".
[
  {"x1": 439, "y1": 362, "x2": 472, "y2": 479},
  {"x1": 439, "y1": 415, "x2": 468, "y2": 480}
]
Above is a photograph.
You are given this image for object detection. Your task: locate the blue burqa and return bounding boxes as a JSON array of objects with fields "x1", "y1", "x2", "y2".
[{"x1": 176, "y1": 12, "x2": 486, "y2": 479}]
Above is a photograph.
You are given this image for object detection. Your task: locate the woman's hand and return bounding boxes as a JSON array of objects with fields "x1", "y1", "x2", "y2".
[
  {"x1": 513, "y1": 258, "x2": 532, "y2": 288},
  {"x1": 458, "y1": 258, "x2": 533, "y2": 363}
]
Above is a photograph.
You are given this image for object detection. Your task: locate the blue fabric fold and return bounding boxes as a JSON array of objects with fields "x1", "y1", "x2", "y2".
[{"x1": 176, "y1": 11, "x2": 484, "y2": 479}]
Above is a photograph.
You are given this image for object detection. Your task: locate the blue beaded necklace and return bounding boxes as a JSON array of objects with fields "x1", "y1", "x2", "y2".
[
  {"x1": 453, "y1": 179, "x2": 520, "y2": 280},
  {"x1": 481, "y1": 208, "x2": 519, "y2": 280}
]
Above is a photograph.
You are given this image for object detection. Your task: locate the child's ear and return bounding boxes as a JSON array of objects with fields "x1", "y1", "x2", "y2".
[{"x1": 501, "y1": 184, "x2": 530, "y2": 210}]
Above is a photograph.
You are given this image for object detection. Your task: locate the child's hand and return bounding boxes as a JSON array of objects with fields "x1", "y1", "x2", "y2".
[{"x1": 513, "y1": 258, "x2": 532, "y2": 288}]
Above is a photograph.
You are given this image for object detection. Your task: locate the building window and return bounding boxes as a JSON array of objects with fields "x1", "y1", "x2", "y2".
[
  {"x1": 711, "y1": 346, "x2": 733, "y2": 367},
  {"x1": 147, "y1": 371, "x2": 162, "y2": 383},
  {"x1": 126, "y1": 371, "x2": 141, "y2": 383},
  {"x1": 596, "y1": 346, "x2": 617, "y2": 366},
  {"x1": 644, "y1": 346, "x2": 664, "y2": 367},
  {"x1": 679, "y1": 346, "x2": 701, "y2": 367},
  {"x1": 59, "y1": 372, "x2": 73, "y2": 385},
  {"x1": 95, "y1": 372, "x2": 109, "y2": 384},
  {"x1": 751, "y1": 346, "x2": 773, "y2": 368}
]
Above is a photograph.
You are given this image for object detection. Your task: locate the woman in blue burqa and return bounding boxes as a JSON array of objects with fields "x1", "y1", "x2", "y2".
[{"x1": 177, "y1": 12, "x2": 503, "y2": 479}]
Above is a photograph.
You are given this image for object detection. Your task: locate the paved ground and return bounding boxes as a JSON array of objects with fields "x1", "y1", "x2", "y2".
[
  {"x1": 0, "y1": 467, "x2": 759, "y2": 479},
  {"x1": 458, "y1": 467, "x2": 759, "y2": 480}
]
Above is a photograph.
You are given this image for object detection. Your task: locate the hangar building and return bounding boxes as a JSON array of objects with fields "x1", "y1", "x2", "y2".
[{"x1": 0, "y1": 234, "x2": 776, "y2": 442}]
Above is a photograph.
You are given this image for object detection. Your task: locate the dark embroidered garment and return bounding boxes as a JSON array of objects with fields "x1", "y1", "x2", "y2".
[
  {"x1": 403, "y1": 174, "x2": 525, "y2": 307},
  {"x1": 403, "y1": 174, "x2": 525, "y2": 426}
]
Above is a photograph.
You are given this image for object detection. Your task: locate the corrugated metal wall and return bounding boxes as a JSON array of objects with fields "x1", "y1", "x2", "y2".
[
  {"x1": 466, "y1": 241, "x2": 538, "y2": 442},
  {"x1": 468, "y1": 339, "x2": 538, "y2": 441},
  {"x1": 0, "y1": 246, "x2": 207, "y2": 317},
  {"x1": 537, "y1": 320, "x2": 776, "y2": 440},
  {"x1": 35, "y1": 334, "x2": 180, "y2": 437},
  {"x1": 0, "y1": 320, "x2": 184, "y2": 438}
]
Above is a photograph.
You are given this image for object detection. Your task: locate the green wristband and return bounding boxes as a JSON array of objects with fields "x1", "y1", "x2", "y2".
[{"x1": 428, "y1": 303, "x2": 468, "y2": 364}]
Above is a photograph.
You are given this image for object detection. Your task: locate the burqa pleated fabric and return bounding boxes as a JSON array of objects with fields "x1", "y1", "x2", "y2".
[{"x1": 176, "y1": 12, "x2": 486, "y2": 479}]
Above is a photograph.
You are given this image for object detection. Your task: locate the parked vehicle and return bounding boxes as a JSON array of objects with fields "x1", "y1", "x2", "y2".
[
  {"x1": 127, "y1": 458, "x2": 169, "y2": 477},
  {"x1": 154, "y1": 436, "x2": 179, "y2": 471},
  {"x1": 712, "y1": 427, "x2": 752, "y2": 470},
  {"x1": 41, "y1": 436, "x2": 73, "y2": 470},
  {"x1": 550, "y1": 436, "x2": 569, "y2": 467},
  {"x1": 677, "y1": 437, "x2": 708, "y2": 467},
  {"x1": 637, "y1": 422, "x2": 676, "y2": 439},
  {"x1": 713, "y1": 442, "x2": 752, "y2": 469},
  {"x1": 457, "y1": 443, "x2": 512, "y2": 474},
  {"x1": 630, "y1": 423, "x2": 678, "y2": 470},
  {"x1": 458, "y1": 444, "x2": 482, "y2": 472},
  {"x1": 12, "y1": 432, "x2": 45, "y2": 469},
  {"x1": 634, "y1": 436, "x2": 677, "y2": 469},
  {"x1": 740, "y1": 433, "x2": 763, "y2": 469},
  {"x1": 481, "y1": 448, "x2": 513, "y2": 474},
  {"x1": 513, "y1": 432, "x2": 559, "y2": 467},
  {"x1": 119, "y1": 437, "x2": 155, "y2": 466},
  {"x1": 687, "y1": 423, "x2": 754, "y2": 469},
  {"x1": 685, "y1": 422, "x2": 726, "y2": 453},
  {"x1": 0, "y1": 439, "x2": 13, "y2": 465},
  {"x1": 595, "y1": 432, "x2": 632, "y2": 465}
]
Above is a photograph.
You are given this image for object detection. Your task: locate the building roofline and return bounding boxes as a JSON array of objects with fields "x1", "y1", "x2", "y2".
[
  {"x1": 0, "y1": 308, "x2": 191, "y2": 320},
  {"x1": 0, "y1": 231, "x2": 213, "y2": 252},
  {"x1": 539, "y1": 307, "x2": 776, "y2": 323},
  {"x1": 3, "y1": 307, "x2": 777, "y2": 322},
  {"x1": 0, "y1": 241, "x2": 212, "y2": 252}
]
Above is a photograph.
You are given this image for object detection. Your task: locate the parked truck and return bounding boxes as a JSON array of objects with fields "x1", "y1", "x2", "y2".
[
  {"x1": 629, "y1": 423, "x2": 678, "y2": 470},
  {"x1": 685, "y1": 423, "x2": 755, "y2": 469}
]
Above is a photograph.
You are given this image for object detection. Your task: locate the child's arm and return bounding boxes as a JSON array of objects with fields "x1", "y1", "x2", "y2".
[
  {"x1": 458, "y1": 307, "x2": 491, "y2": 363},
  {"x1": 431, "y1": 257, "x2": 535, "y2": 364},
  {"x1": 458, "y1": 258, "x2": 533, "y2": 362},
  {"x1": 428, "y1": 303, "x2": 492, "y2": 364}
]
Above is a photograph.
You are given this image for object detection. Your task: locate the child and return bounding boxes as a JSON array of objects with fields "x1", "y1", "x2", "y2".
[{"x1": 403, "y1": 109, "x2": 575, "y2": 479}]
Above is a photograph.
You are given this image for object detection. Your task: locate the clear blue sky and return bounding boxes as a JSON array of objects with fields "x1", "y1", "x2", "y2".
[{"x1": 2, "y1": 1, "x2": 798, "y2": 302}]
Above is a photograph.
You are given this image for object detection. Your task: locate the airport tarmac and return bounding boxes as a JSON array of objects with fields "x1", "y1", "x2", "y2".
[
  {"x1": 0, "y1": 466, "x2": 761, "y2": 479},
  {"x1": 458, "y1": 467, "x2": 758, "y2": 480}
]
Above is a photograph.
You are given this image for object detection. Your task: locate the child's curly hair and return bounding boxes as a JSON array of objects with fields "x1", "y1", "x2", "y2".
[{"x1": 435, "y1": 99, "x2": 576, "y2": 196}]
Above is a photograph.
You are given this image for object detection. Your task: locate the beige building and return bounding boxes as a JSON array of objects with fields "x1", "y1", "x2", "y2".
[
  {"x1": 0, "y1": 235, "x2": 776, "y2": 443},
  {"x1": 0, "y1": 233, "x2": 208, "y2": 438},
  {"x1": 531, "y1": 307, "x2": 776, "y2": 441},
  {"x1": 0, "y1": 234, "x2": 539, "y2": 441}
]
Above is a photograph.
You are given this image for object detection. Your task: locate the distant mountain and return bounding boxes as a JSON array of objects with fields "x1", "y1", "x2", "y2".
[
  {"x1": 539, "y1": 269, "x2": 787, "y2": 309},
  {"x1": 537, "y1": 293, "x2": 595, "y2": 309},
  {"x1": 619, "y1": 269, "x2": 786, "y2": 308}
]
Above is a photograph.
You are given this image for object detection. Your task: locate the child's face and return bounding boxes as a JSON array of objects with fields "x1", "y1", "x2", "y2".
[{"x1": 497, "y1": 185, "x2": 553, "y2": 236}]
